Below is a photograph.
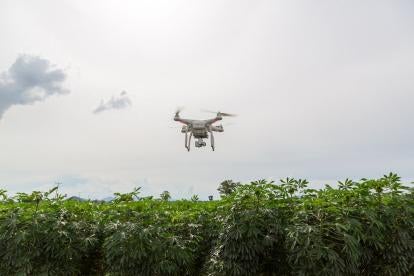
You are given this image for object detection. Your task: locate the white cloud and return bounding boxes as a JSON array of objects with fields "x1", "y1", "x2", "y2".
[
  {"x1": 93, "y1": 91, "x2": 132, "y2": 114},
  {"x1": 0, "y1": 55, "x2": 68, "y2": 119}
]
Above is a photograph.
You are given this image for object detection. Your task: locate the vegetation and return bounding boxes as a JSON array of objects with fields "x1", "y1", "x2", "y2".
[
  {"x1": 217, "y1": 179, "x2": 240, "y2": 197},
  {"x1": 160, "y1": 190, "x2": 172, "y2": 201},
  {"x1": 0, "y1": 173, "x2": 413, "y2": 275}
]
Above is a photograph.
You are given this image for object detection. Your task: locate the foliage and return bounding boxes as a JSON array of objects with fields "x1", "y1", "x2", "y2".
[
  {"x1": 217, "y1": 180, "x2": 240, "y2": 197},
  {"x1": 112, "y1": 187, "x2": 141, "y2": 203},
  {"x1": 191, "y1": 194, "x2": 200, "y2": 202},
  {"x1": 0, "y1": 204, "x2": 98, "y2": 275},
  {"x1": 160, "y1": 190, "x2": 172, "y2": 201},
  {"x1": 0, "y1": 173, "x2": 413, "y2": 275}
]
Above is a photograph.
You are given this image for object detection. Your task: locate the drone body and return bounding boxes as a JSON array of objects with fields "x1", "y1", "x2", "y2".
[{"x1": 173, "y1": 110, "x2": 234, "y2": 151}]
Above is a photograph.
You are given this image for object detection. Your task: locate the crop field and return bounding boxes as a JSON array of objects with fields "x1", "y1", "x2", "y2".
[{"x1": 0, "y1": 173, "x2": 413, "y2": 275}]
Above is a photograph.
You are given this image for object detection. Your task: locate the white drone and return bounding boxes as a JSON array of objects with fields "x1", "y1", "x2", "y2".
[{"x1": 174, "y1": 109, "x2": 236, "y2": 151}]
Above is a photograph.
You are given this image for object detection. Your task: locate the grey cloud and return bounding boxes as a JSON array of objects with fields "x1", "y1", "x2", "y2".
[
  {"x1": 0, "y1": 55, "x2": 68, "y2": 119},
  {"x1": 93, "y1": 91, "x2": 132, "y2": 114}
]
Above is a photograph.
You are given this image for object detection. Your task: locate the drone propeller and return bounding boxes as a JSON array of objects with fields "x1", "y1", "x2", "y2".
[
  {"x1": 202, "y1": 109, "x2": 237, "y2": 117},
  {"x1": 175, "y1": 107, "x2": 184, "y2": 117},
  {"x1": 218, "y1": 112, "x2": 237, "y2": 117}
]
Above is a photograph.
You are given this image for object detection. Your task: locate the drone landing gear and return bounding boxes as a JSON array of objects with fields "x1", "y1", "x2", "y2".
[
  {"x1": 209, "y1": 131, "x2": 215, "y2": 151},
  {"x1": 185, "y1": 131, "x2": 192, "y2": 151}
]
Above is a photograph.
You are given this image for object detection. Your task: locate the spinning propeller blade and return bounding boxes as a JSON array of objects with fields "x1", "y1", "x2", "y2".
[
  {"x1": 218, "y1": 112, "x2": 237, "y2": 117},
  {"x1": 202, "y1": 109, "x2": 237, "y2": 117},
  {"x1": 175, "y1": 107, "x2": 184, "y2": 117}
]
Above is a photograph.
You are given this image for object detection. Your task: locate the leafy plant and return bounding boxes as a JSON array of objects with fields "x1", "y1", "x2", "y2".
[
  {"x1": 0, "y1": 174, "x2": 412, "y2": 275},
  {"x1": 112, "y1": 187, "x2": 141, "y2": 203},
  {"x1": 191, "y1": 195, "x2": 199, "y2": 202},
  {"x1": 160, "y1": 190, "x2": 172, "y2": 201},
  {"x1": 217, "y1": 180, "x2": 240, "y2": 197}
]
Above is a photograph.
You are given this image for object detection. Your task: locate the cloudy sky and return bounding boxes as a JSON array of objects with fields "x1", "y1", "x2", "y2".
[{"x1": 0, "y1": 0, "x2": 413, "y2": 199}]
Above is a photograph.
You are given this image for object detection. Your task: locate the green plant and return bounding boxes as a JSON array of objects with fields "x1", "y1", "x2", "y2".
[
  {"x1": 0, "y1": 173, "x2": 412, "y2": 275},
  {"x1": 160, "y1": 190, "x2": 171, "y2": 201},
  {"x1": 191, "y1": 195, "x2": 199, "y2": 202},
  {"x1": 112, "y1": 187, "x2": 141, "y2": 203},
  {"x1": 217, "y1": 180, "x2": 240, "y2": 197}
]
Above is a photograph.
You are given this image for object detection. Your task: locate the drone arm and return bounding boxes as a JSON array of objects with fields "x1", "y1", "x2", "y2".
[
  {"x1": 211, "y1": 125, "x2": 224, "y2": 132},
  {"x1": 205, "y1": 116, "x2": 222, "y2": 125},
  {"x1": 174, "y1": 117, "x2": 192, "y2": 125}
]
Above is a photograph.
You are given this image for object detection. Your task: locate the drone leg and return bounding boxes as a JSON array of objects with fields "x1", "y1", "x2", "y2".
[
  {"x1": 187, "y1": 132, "x2": 193, "y2": 151},
  {"x1": 209, "y1": 131, "x2": 215, "y2": 151},
  {"x1": 185, "y1": 131, "x2": 188, "y2": 151}
]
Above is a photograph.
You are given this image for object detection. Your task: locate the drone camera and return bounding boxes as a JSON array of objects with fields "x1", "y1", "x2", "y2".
[{"x1": 195, "y1": 141, "x2": 206, "y2": 147}]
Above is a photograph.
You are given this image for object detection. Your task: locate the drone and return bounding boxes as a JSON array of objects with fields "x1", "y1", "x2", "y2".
[{"x1": 174, "y1": 109, "x2": 236, "y2": 151}]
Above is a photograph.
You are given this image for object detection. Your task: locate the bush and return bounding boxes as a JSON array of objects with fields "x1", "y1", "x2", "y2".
[{"x1": 0, "y1": 206, "x2": 98, "y2": 275}]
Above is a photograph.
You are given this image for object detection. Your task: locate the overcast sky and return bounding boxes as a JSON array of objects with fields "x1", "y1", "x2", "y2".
[{"x1": 0, "y1": 0, "x2": 413, "y2": 199}]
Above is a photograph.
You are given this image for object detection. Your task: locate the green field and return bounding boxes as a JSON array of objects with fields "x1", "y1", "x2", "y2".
[{"x1": 0, "y1": 173, "x2": 413, "y2": 275}]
